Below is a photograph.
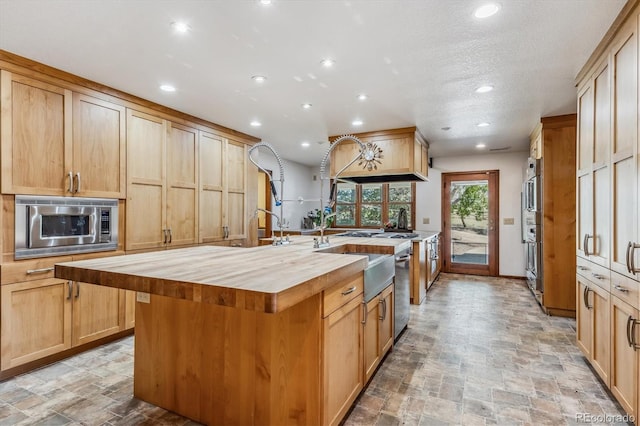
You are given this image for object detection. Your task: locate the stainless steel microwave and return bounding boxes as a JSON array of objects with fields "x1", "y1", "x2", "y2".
[{"x1": 15, "y1": 195, "x2": 118, "y2": 259}]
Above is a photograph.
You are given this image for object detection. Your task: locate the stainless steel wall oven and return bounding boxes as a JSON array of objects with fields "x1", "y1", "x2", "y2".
[{"x1": 15, "y1": 195, "x2": 118, "y2": 259}]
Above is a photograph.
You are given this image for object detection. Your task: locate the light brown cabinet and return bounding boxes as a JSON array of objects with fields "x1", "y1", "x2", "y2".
[
  {"x1": 126, "y1": 109, "x2": 198, "y2": 251},
  {"x1": 0, "y1": 71, "x2": 125, "y2": 198},
  {"x1": 363, "y1": 284, "x2": 394, "y2": 383},
  {"x1": 322, "y1": 276, "x2": 364, "y2": 426},
  {"x1": 610, "y1": 295, "x2": 638, "y2": 419},
  {"x1": 0, "y1": 278, "x2": 126, "y2": 371},
  {"x1": 576, "y1": 7, "x2": 640, "y2": 421},
  {"x1": 575, "y1": 272, "x2": 610, "y2": 385},
  {"x1": 328, "y1": 127, "x2": 428, "y2": 182},
  {"x1": 199, "y1": 132, "x2": 248, "y2": 243}
]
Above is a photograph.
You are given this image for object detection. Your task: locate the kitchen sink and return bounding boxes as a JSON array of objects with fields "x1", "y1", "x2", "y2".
[{"x1": 342, "y1": 252, "x2": 395, "y2": 302}]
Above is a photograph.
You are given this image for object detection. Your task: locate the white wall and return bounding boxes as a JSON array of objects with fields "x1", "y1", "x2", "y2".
[
  {"x1": 415, "y1": 151, "x2": 529, "y2": 277},
  {"x1": 257, "y1": 156, "x2": 320, "y2": 231}
]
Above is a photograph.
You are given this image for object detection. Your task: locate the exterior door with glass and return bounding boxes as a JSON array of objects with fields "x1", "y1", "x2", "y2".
[{"x1": 442, "y1": 171, "x2": 499, "y2": 276}]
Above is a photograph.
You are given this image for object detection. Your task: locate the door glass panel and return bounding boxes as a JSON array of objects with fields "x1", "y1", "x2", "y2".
[{"x1": 449, "y1": 180, "x2": 489, "y2": 265}]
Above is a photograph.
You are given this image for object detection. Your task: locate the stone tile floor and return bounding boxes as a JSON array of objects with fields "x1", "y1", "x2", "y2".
[{"x1": 0, "y1": 273, "x2": 631, "y2": 425}]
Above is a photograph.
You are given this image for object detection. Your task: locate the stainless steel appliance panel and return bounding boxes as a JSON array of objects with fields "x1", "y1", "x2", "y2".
[
  {"x1": 394, "y1": 248, "x2": 411, "y2": 340},
  {"x1": 15, "y1": 195, "x2": 118, "y2": 259}
]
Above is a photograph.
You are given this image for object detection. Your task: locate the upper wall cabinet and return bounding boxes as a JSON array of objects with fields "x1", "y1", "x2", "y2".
[
  {"x1": 328, "y1": 127, "x2": 428, "y2": 183},
  {"x1": 0, "y1": 71, "x2": 126, "y2": 198}
]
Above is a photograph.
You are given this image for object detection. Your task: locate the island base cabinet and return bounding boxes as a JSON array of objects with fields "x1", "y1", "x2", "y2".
[
  {"x1": 323, "y1": 295, "x2": 364, "y2": 426},
  {"x1": 133, "y1": 292, "x2": 323, "y2": 426}
]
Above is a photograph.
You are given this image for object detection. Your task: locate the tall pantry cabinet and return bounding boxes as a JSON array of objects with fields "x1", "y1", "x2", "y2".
[{"x1": 576, "y1": 3, "x2": 640, "y2": 422}]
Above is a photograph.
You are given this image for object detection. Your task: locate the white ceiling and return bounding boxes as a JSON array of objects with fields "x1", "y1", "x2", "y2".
[{"x1": 0, "y1": 0, "x2": 626, "y2": 166}]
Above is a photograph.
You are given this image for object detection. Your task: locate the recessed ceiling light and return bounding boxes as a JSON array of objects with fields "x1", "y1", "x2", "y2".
[
  {"x1": 475, "y1": 85, "x2": 494, "y2": 93},
  {"x1": 259, "y1": 0, "x2": 272, "y2": 4},
  {"x1": 252, "y1": 75, "x2": 267, "y2": 83},
  {"x1": 159, "y1": 84, "x2": 176, "y2": 92},
  {"x1": 476, "y1": 143, "x2": 486, "y2": 149},
  {"x1": 301, "y1": 142, "x2": 310, "y2": 148},
  {"x1": 352, "y1": 119, "x2": 363, "y2": 126},
  {"x1": 358, "y1": 94, "x2": 368, "y2": 101},
  {"x1": 171, "y1": 22, "x2": 190, "y2": 33},
  {"x1": 441, "y1": 126, "x2": 451, "y2": 131},
  {"x1": 302, "y1": 103, "x2": 312, "y2": 109},
  {"x1": 474, "y1": 3, "x2": 501, "y2": 19},
  {"x1": 477, "y1": 122, "x2": 490, "y2": 127},
  {"x1": 321, "y1": 58, "x2": 335, "y2": 68},
  {"x1": 250, "y1": 120, "x2": 262, "y2": 127}
]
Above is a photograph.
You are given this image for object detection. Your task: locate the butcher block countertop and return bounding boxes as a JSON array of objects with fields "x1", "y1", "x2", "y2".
[{"x1": 55, "y1": 236, "x2": 410, "y2": 313}]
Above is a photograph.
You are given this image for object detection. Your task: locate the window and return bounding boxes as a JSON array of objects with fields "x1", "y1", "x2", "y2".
[{"x1": 334, "y1": 182, "x2": 415, "y2": 229}]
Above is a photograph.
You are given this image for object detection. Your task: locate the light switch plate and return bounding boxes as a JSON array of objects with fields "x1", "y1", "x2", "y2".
[
  {"x1": 503, "y1": 218, "x2": 515, "y2": 225},
  {"x1": 136, "y1": 292, "x2": 151, "y2": 303},
  {"x1": 422, "y1": 217, "x2": 430, "y2": 225}
]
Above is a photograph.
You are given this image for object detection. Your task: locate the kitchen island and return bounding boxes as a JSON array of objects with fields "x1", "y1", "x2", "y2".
[{"x1": 55, "y1": 236, "x2": 410, "y2": 426}]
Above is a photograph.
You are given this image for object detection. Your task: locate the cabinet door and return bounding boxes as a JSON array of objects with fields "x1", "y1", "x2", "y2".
[
  {"x1": 124, "y1": 290, "x2": 135, "y2": 330},
  {"x1": 199, "y1": 131, "x2": 226, "y2": 242},
  {"x1": 576, "y1": 276, "x2": 592, "y2": 358},
  {"x1": 227, "y1": 140, "x2": 247, "y2": 240},
  {"x1": 363, "y1": 298, "x2": 379, "y2": 383},
  {"x1": 72, "y1": 93, "x2": 126, "y2": 198},
  {"x1": 590, "y1": 281, "x2": 610, "y2": 385},
  {"x1": 610, "y1": 296, "x2": 638, "y2": 419},
  {"x1": 0, "y1": 278, "x2": 72, "y2": 370},
  {"x1": 323, "y1": 296, "x2": 363, "y2": 426},
  {"x1": 611, "y1": 26, "x2": 638, "y2": 278},
  {"x1": 166, "y1": 123, "x2": 198, "y2": 247},
  {"x1": 0, "y1": 71, "x2": 72, "y2": 195},
  {"x1": 379, "y1": 285, "x2": 394, "y2": 356},
  {"x1": 126, "y1": 109, "x2": 166, "y2": 251},
  {"x1": 72, "y1": 282, "x2": 124, "y2": 346}
]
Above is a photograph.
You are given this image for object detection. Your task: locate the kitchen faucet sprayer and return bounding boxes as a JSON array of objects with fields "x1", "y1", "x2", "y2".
[
  {"x1": 317, "y1": 135, "x2": 383, "y2": 247},
  {"x1": 248, "y1": 142, "x2": 286, "y2": 244}
]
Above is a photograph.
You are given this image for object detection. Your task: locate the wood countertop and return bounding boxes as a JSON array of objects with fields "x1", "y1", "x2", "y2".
[{"x1": 55, "y1": 236, "x2": 410, "y2": 314}]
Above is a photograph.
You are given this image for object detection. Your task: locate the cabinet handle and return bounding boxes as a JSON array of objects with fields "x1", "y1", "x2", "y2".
[
  {"x1": 68, "y1": 171, "x2": 74, "y2": 193},
  {"x1": 591, "y1": 273, "x2": 604, "y2": 281},
  {"x1": 231, "y1": 243, "x2": 242, "y2": 247},
  {"x1": 341, "y1": 286, "x2": 356, "y2": 296},
  {"x1": 626, "y1": 242, "x2": 633, "y2": 273},
  {"x1": 168, "y1": 229, "x2": 172, "y2": 244},
  {"x1": 630, "y1": 242, "x2": 640, "y2": 274},
  {"x1": 577, "y1": 265, "x2": 588, "y2": 271},
  {"x1": 583, "y1": 234, "x2": 592, "y2": 256},
  {"x1": 74, "y1": 172, "x2": 81, "y2": 193},
  {"x1": 613, "y1": 284, "x2": 629, "y2": 293},
  {"x1": 379, "y1": 299, "x2": 384, "y2": 321},
  {"x1": 26, "y1": 267, "x2": 54, "y2": 275},
  {"x1": 162, "y1": 229, "x2": 167, "y2": 244},
  {"x1": 225, "y1": 226, "x2": 229, "y2": 239},
  {"x1": 583, "y1": 286, "x2": 593, "y2": 310},
  {"x1": 67, "y1": 281, "x2": 73, "y2": 300},
  {"x1": 627, "y1": 316, "x2": 634, "y2": 348},
  {"x1": 633, "y1": 319, "x2": 640, "y2": 350},
  {"x1": 361, "y1": 300, "x2": 367, "y2": 325},
  {"x1": 75, "y1": 282, "x2": 80, "y2": 298}
]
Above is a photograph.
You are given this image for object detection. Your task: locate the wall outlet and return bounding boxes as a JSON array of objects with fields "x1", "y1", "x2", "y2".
[
  {"x1": 503, "y1": 218, "x2": 515, "y2": 225},
  {"x1": 136, "y1": 292, "x2": 151, "y2": 304},
  {"x1": 422, "y1": 217, "x2": 430, "y2": 225}
]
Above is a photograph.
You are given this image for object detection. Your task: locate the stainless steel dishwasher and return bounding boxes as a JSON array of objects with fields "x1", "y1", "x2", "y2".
[{"x1": 394, "y1": 247, "x2": 411, "y2": 340}]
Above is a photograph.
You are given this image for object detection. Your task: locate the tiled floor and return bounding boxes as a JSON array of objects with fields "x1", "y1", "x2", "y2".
[{"x1": 0, "y1": 273, "x2": 630, "y2": 425}]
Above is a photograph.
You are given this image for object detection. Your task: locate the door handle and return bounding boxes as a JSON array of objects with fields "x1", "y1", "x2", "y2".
[
  {"x1": 74, "y1": 172, "x2": 81, "y2": 193},
  {"x1": 68, "y1": 171, "x2": 74, "y2": 193},
  {"x1": 583, "y1": 234, "x2": 592, "y2": 256}
]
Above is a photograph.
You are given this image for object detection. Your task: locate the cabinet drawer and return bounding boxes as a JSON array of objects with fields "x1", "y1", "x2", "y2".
[
  {"x1": 577, "y1": 257, "x2": 610, "y2": 290},
  {"x1": 611, "y1": 272, "x2": 639, "y2": 310},
  {"x1": 1, "y1": 256, "x2": 73, "y2": 285},
  {"x1": 323, "y1": 274, "x2": 363, "y2": 318}
]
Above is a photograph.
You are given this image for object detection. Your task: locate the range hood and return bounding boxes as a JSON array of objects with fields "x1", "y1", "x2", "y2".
[{"x1": 328, "y1": 127, "x2": 429, "y2": 184}]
